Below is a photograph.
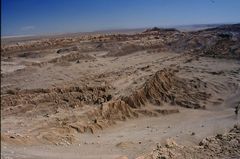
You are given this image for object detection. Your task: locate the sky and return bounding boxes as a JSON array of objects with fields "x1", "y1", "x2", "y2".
[{"x1": 1, "y1": 0, "x2": 240, "y2": 36}]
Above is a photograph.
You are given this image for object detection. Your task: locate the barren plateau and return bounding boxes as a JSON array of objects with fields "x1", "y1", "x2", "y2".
[{"x1": 1, "y1": 24, "x2": 240, "y2": 159}]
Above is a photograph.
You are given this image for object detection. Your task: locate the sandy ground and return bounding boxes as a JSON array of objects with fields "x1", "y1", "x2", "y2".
[
  {"x1": 1, "y1": 26, "x2": 240, "y2": 159},
  {"x1": 2, "y1": 108, "x2": 239, "y2": 159}
]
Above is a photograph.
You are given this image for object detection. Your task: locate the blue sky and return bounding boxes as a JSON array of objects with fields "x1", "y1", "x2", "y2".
[{"x1": 2, "y1": 0, "x2": 240, "y2": 36}]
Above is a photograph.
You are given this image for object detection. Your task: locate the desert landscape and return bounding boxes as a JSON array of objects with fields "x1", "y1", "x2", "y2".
[{"x1": 1, "y1": 24, "x2": 240, "y2": 159}]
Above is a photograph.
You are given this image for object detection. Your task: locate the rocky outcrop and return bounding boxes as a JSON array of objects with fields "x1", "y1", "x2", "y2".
[
  {"x1": 122, "y1": 69, "x2": 209, "y2": 109},
  {"x1": 143, "y1": 124, "x2": 240, "y2": 159}
]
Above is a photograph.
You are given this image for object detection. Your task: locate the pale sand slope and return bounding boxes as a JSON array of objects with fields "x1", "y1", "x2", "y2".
[
  {"x1": 1, "y1": 50, "x2": 240, "y2": 159},
  {"x1": 2, "y1": 106, "x2": 239, "y2": 159}
]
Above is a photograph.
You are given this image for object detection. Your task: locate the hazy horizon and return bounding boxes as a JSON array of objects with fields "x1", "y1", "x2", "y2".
[
  {"x1": 2, "y1": 22, "x2": 239, "y2": 39},
  {"x1": 2, "y1": 0, "x2": 240, "y2": 36}
]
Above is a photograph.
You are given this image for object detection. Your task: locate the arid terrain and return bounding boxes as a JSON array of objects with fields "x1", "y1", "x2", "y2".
[{"x1": 1, "y1": 24, "x2": 240, "y2": 159}]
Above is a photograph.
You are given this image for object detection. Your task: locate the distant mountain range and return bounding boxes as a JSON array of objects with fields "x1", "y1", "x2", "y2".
[{"x1": 1, "y1": 23, "x2": 239, "y2": 44}]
